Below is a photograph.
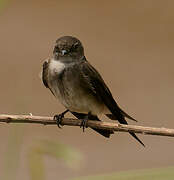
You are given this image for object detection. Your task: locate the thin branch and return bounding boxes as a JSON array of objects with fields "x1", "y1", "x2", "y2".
[{"x1": 0, "y1": 114, "x2": 174, "y2": 137}]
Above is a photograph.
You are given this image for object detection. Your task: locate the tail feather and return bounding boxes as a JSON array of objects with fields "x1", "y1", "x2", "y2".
[
  {"x1": 120, "y1": 109, "x2": 137, "y2": 122},
  {"x1": 129, "y1": 132, "x2": 145, "y2": 147},
  {"x1": 119, "y1": 117, "x2": 145, "y2": 146},
  {"x1": 106, "y1": 113, "x2": 145, "y2": 147},
  {"x1": 91, "y1": 128, "x2": 113, "y2": 138},
  {"x1": 106, "y1": 111, "x2": 137, "y2": 122}
]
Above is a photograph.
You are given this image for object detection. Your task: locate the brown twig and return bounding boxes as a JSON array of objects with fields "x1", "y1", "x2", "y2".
[{"x1": 0, "y1": 114, "x2": 174, "y2": 137}]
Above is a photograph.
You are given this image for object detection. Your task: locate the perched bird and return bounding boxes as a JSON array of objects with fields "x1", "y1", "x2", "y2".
[{"x1": 42, "y1": 36, "x2": 144, "y2": 146}]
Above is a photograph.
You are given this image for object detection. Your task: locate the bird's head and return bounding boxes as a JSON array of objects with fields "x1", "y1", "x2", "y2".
[{"x1": 53, "y1": 36, "x2": 84, "y2": 61}]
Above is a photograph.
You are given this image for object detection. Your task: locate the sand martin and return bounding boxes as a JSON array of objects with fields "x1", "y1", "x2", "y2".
[{"x1": 42, "y1": 36, "x2": 144, "y2": 146}]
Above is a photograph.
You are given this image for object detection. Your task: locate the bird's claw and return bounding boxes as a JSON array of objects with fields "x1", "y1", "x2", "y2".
[
  {"x1": 80, "y1": 118, "x2": 88, "y2": 132},
  {"x1": 53, "y1": 114, "x2": 64, "y2": 128}
]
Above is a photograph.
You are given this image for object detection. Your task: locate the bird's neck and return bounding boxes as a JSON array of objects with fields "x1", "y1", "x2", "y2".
[{"x1": 52, "y1": 55, "x2": 86, "y2": 64}]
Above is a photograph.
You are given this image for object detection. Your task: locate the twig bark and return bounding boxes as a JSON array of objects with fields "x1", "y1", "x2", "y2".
[{"x1": 0, "y1": 114, "x2": 174, "y2": 137}]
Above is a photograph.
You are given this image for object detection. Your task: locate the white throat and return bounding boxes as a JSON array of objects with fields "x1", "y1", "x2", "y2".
[{"x1": 49, "y1": 59, "x2": 65, "y2": 75}]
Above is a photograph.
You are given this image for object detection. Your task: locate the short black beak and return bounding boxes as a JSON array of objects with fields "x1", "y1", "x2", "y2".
[{"x1": 61, "y1": 50, "x2": 67, "y2": 55}]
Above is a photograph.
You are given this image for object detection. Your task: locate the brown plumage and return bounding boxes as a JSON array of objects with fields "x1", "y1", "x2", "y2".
[{"x1": 42, "y1": 36, "x2": 144, "y2": 146}]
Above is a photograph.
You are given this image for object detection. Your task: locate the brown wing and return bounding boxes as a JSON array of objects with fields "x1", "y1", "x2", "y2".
[
  {"x1": 42, "y1": 60, "x2": 49, "y2": 88},
  {"x1": 42, "y1": 59, "x2": 55, "y2": 96},
  {"x1": 80, "y1": 59, "x2": 127, "y2": 122},
  {"x1": 80, "y1": 59, "x2": 144, "y2": 146}
]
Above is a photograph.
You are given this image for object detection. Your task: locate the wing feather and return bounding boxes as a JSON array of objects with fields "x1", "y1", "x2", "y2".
[
  {"x1": 42, "y1": 60, "x2": 49, "y2": 88},
  {"x1": 80, "y1": 60, "x2": 144, "y2": 146}
]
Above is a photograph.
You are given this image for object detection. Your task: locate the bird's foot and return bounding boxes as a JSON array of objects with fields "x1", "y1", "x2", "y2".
[
  {"x1": 80, "y1": 118, "x2": 88, "y2": 132},
  {"x1": 53, "y1": 114, "x2": 64, "y2": 128},
  {"x1": 53, "y1": 110, "x2": 69, "y2": 128},
  {"x1": 80, "y1": 113, "x2": 91, "y2": 132}
]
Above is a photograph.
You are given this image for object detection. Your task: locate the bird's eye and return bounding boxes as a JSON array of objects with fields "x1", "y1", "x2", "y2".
[{"x1": 72, "y1": 43, "x2": 79, "y2": 51}]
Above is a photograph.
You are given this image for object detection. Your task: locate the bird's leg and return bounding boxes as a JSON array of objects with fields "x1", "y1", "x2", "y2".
[
  {"x1": 80, "y1": 112, "x2": 91, "y2": 132},
  {"x1": 53, "y1": 109, "x2": 69, "y2": 128}
]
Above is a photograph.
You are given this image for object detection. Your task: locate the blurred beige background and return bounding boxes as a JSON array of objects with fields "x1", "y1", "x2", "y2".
[{"x1": 0, "y1": 0, "x2": 174, "y2": 179}]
